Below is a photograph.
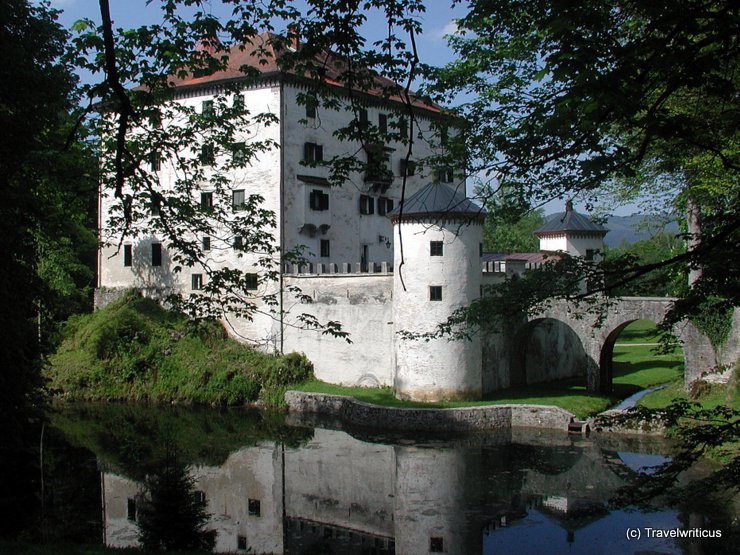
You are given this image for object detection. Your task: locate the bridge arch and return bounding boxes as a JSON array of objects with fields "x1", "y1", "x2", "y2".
[{"x1": 509, "y1": 317, "x2": 589, "y2": 388}]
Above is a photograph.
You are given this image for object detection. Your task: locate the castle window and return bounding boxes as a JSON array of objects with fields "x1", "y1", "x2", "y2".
[
  {"x1": 320, "y1": 239, "x2": 330, "y2": 258},
  {"x1": 245, "y1": 273, "x2": 258, "y2": 290},
  {"x1": 359, "y1": 194, "x2": 375, "y2": 215},
  {"x1": 378, "y1": 113, "x2": 388, "y2": 134},
  {"x1": 200, "y1": 143, "x2": 215, "y2": 165},
  {"x1": 232, "y1": 189, "x2": 245, "y2": 210},
  {"x1": 430, "y1": 537, "x2": 444, "y2": 552},
  {"x1": 377, "y1": 196, "x2": 394, "y2": 216},
  {"x1": 201, "y1": 99, "x2": 213, "y2": 116},
  {"x1": 309, "y1": 189, "x2": 329, "y2": 211},
  {"x1": 303, "y1": 142, "x2": 323, "y2": 163},
  {"x1": 202, "y1": 236, "x2": 211, "y2": 251},
  {"x1": 399, "y1": 158, "x2": 416, "y2": 177},
  {"x1": 430, "y1": 241, "x2": 443, "y2": 256},
  {"x1": 358, "y1": 108, "x2": 368, "y2": 129},
  {"x1": 586, "y1": 249, "x2": 595, "y2": 261},
  {"x1": 248, "y1": 498, "x2": 261, "y2": 517},
  {"x1": 399, "y1": 116, "x2": 408, "y2": 139},
  {"x1": 200, "y1": 192, "x2": 213, "y2": 210},
  {"x1": 123, "y1": 244, "x2": 132, "y2": 267},
  {"x1": 127, "y1": 498, "x2": 136, "y2": 521},
  {"x1": 149, "y1": 151, "x2": 161, "y2": 171},
  {"x1": 365, "y1": 144, "x2": 392, "y2": 183},
  {"x1": 231, "y1": 142, "x2": 246, "y2": 165},
  {"x1": 437, "y1": 167, "x2": 454, "y2": 183},
  {"x1": 237, "y1": 535, "x2": 247, "y2": 551},
  {"x1": 193, "y1": 490, "x2": 206, "y2": 505},
  {"x1": 233, "y1": 236, "x2": 243, "y2": 250},
  {"x1": 305, "y1": 97, "x2": 317, "y2": 118},
  {"x1": 233, "y1": 94, "x2": 244, "y2": 109},
  {"x1": 192, "y1": 274, "x2": 203, "y2": 290},
  {"x1": 151, "y1": 243, "x2": 162, "y2": 266},
  {"x1": 429, "y1": 286, "x2": 442, "y2": 301}
]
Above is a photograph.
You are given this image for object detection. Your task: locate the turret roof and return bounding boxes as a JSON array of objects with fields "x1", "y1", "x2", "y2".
[
  {"x1": 388, "y1": 182, "x2": 485, "y2": 222},
  {"x1": 534, "y1": 201, "x2": 607, "y2": 236}
]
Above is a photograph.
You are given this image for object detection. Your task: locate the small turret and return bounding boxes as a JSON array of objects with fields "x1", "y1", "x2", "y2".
[{"x1": 534, "y1": 201, "x2": 607, "y2": 260}]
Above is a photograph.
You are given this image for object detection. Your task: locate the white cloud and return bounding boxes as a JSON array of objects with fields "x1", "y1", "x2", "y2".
[{"x1": 433, "y1": 20, "x2": 459, "y2": 41}]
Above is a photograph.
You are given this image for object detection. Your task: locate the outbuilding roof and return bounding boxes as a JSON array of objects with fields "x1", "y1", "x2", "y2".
[
  {"x1": 534, "y1": 201, "x2": 607, "y2": 236},
  {"x1": 388, "y1": 182, "x2": 485, "y2": 222}
]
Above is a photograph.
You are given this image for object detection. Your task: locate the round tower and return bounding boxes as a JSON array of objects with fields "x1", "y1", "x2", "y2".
[{"x1": 389, "y1": 183, "x2": 484, "y2": 401}]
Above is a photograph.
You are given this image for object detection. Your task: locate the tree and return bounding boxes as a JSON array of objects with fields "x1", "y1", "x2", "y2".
[
  {"x1": 136, "y1": 441, "x2": 216, "y2": 552},
  {"x1": 0, "y1": 0, "x2": 84, "y2": 538},
  {"x1": 604, "y1": 232, "x2": 687, "y2": 297},
  {"x1": 427, "y1": 0, "x2": 739, "y2": 323}
]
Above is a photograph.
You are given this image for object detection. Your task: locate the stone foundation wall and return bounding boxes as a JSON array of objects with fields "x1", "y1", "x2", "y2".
[{"x1": 284, "y1": 391, "x2": 575, "y2": 432}]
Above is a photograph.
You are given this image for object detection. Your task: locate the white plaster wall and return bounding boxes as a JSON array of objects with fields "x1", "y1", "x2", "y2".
[
  {"x1": 393, "y1": 446, "x2": 475, "y2": 555},
  {"x1": 393, "y1": 220, "x2": 483, "y2": 400},
  {"x1": 103, "y1": 473, "x2": 142, "y2": 549},
  {"x1": 99, "y1": 85, "x2": 283, "y2": 347},
  {"x1": 282, "y1": 274, "x2": 394, "y2": 386},
  {"x1": 284, "y1": 427, "x2": 396, "y2": 537},
  {"x1": 193, "y1": 444, "x2": 283, "y2": 554},
  {"x1": 538, "y1": 234, "x2": 568, "y2": 253},
  {"x1": 281, "y1": 84, "x2": 449, "y2": 267},
  {"x1": 538, "y1": 233, "x2": 604, "y2": 258}
]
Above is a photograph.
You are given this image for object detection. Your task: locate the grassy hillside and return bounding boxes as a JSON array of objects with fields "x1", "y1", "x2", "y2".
[{"x1": 45, "y1": 292, "x2": 313, "y2": 407}]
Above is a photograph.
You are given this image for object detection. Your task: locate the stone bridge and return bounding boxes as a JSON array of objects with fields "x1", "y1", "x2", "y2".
[{"x1": 484, "y1": 297, "x2": 739, "y2": 395}]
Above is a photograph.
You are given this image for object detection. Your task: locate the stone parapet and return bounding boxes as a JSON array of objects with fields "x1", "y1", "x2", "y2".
[{"x1": 284, "y1": 391, "x2": 575, "y2": 432}]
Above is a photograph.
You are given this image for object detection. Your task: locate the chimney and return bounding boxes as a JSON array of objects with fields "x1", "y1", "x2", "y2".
[{"x1": 565, "y1": 199, "x2": 573, "y2": 213}]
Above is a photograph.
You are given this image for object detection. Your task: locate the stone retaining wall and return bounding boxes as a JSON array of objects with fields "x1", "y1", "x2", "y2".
[{"x1": 284, "y1": 391, "x2": 576, "y2": 432}]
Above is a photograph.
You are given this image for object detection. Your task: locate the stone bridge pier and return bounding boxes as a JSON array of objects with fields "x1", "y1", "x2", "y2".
[{"x1": 484, "y1": 297, "x2": 738, "y2": 395}]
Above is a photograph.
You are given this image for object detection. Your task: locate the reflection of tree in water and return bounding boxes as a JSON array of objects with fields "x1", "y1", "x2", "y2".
[{"x1": 137, "y1": 440, "x2": 215, "y2": 552}]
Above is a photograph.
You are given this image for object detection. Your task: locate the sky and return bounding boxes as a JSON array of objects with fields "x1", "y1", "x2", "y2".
[{"x1": 47, "y1": 0, "x2": 644, "y2": 218}]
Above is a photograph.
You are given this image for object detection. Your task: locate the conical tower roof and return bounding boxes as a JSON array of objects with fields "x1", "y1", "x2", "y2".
[
  {"x1": 388, "y1": 183, "x2": 485, "y2": 223},
  {"x1": 534, "y1": 200, "x2": 607, "y2": 236}
]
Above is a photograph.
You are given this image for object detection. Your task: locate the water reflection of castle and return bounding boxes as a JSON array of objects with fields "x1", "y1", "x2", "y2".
[{"x1": 101, "y1": 427, "x2": 669, "y2": 554}]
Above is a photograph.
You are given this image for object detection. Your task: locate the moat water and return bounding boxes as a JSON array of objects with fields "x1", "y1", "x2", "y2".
[{"x1": 20, "y1": 404, "x2": 734, "y2": 554}]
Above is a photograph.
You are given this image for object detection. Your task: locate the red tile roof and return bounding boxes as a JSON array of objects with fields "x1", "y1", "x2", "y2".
[{"x1": 168, "y1": 32, "x2": 443, "y2": 114}]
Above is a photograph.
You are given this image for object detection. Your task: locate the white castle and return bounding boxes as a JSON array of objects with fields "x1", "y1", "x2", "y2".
[{"x1": 97, "y1": 34, "x2": 607, "y2": 401}]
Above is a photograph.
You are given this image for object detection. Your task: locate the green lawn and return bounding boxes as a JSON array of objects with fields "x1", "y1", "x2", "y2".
[{"x1": 294, "y1": 320, "x2": 688, "y2": 419}]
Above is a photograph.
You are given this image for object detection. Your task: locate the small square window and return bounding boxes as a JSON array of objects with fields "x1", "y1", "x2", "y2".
[
  {"x1": 193, "y1": 490, "x2": 206, "y2": 505},
  {"x1": 303, "y1": 142, "x2": 323, "y2": 163},
  {"x1": 151, "y1": 243, "x2": 162, "y2": 267},
  {"x1": 245, "y1": 274, "x2": 258, "y2": 290},
  {"x1": 430, "y1": 536, "x2": 444, "y2": 552},
  {"x1": 358, "y1": 108, "x2": 368, "y2": 129},
  {"x1": 234, "y1": 236, "x2": 243, "y2": 250},
  {"x1": 202, "y1": 236, "x2": 211, "y2": 251},
  {"x1": 232, "y1": 189, "x2": 246, "y2": 210},
  {"x1": 200, "y1": 192, "x2": 213, "y2": 210},
  {"x1": 202, "y1": 99, "x2": 214, "y2": 115},
  {"x1": 400, "y1": 158, "x2": 416, "y2": 177},
  {"x1": 309, "y1": 189, "x2": 329, "y2": 211},
  {"x1": 429, "y1": 286, "x2": 442, "y2": 301},
  {"x1": 399, "y1": 116, "x2": 408, "y2": 139},
  {"x1": 430, "y1": 241, "x2": 444, "y2": 256},
  {"x1": 192, "y1": 273, "x2": 203, "y2": 290},
  {"x1": 320, "y1": 239, "x2": 330, "y2": 258},
  {"x1": 127, "y1": 498, "x2": 136, "y2": 522},
  {"x1": 437, "y1": 167, "x2": 454, "y2": 183},
  {"x1": 123, "y1": 244, "x2": 132, "y2": 267},
  {"x1": 233, "y1": 94, "x2": 244, "y2": 109},
  {"x1": 248, "y1": 498, "x2": 261, "y2": 517},
  {"x1": 237, "y1": 534, "x2": 247, "y2": 551},
  {"x1": 586, "y1": 249, "x2": 595, "y2": 261}
]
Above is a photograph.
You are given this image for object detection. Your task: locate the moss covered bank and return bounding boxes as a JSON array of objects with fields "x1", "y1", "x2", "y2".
[{"x1": 44, "y1": 293, "x2": 313, "y2": 407}]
